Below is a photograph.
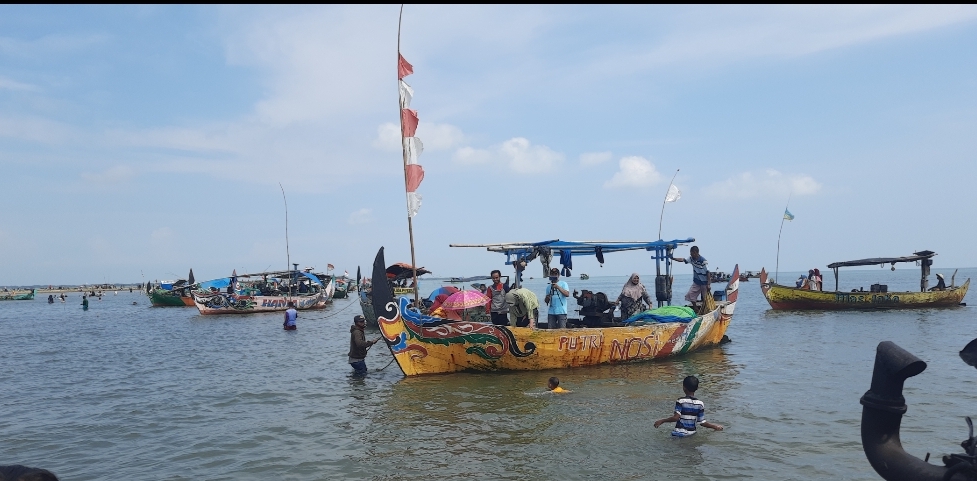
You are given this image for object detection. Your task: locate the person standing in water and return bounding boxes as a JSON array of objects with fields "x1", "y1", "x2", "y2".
[
  {"x1": 82, "y1": 295, "x2": 89, "y2": 311},
  {"x1": 654, "y1": 375, "x2": 724, "y2": 437},
  {"x1": 348, "y1": 315, "x2": 378, "y2": 375},
  {"x1": 283, "y1": 301, "x2": 297, "y2": 330}
]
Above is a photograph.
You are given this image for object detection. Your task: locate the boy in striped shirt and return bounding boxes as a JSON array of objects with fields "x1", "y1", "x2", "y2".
[{"x1": 654, "y1": 376, "x2": 724, "y2": 437}]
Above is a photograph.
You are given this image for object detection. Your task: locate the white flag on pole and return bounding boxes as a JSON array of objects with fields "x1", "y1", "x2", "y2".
[
  {"x1": 399, "y1": 80, "x2": 413, "y2": 108},
  {"x1": 665, "y1": 184, "x2": 681, "y2": 203}
]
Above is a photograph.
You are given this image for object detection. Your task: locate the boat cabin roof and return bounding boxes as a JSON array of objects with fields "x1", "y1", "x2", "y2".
[
  {"x1": 827, "y1": 250, "x2": 936, "y2": 269},
  {"x1": 450, "y1": 238, "x2": 695, "y2": 257}
]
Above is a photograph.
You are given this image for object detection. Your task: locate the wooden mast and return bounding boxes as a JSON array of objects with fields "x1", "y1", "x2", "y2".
[{"x1": 397, "y1": 4, "x2": 420, "y2": 306}]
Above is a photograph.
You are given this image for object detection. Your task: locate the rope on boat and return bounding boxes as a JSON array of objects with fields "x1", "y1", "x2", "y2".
[
  {"x1": 300, "y1": 298, "x2": 359, "y2": 321},
  {"x1": 375, "y1": 356, "x2": 397, "y2": 372}
]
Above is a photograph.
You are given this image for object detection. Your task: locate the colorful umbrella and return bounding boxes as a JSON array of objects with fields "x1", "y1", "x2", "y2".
[
  {"x1": 440, "y1": 290, "x2": 490, "y2": 310},
  {"x1": 427, "y1": 286, "x2": 459, "y2": 301}
]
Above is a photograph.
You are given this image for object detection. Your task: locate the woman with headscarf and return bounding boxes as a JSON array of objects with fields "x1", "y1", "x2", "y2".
[{"x1": 616, "y1": 273, "x2": 653, "y2": 321}]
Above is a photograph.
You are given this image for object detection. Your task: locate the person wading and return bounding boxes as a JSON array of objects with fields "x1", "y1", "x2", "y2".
[{"x1": 348, "y1": 315, "x2": 379, "y2": 375}]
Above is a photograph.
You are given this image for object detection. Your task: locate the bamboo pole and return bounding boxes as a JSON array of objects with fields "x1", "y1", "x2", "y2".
[{"x1": 397, "y1": 5, "x2": 420, "y2": 307}]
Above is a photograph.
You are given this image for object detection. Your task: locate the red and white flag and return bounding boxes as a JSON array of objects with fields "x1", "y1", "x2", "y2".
[
  {"x1": 399, "y1": 53, "x2": 423, "y2": 217},
  {"x1": 398, "y1": 54, "x2": 413, "y2": 79}
]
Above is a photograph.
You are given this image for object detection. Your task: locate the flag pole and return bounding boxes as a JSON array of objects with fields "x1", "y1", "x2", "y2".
[
  {"x1": 397, "y1": 4, "x2": 420, "y2": 307},
  {"x1": 775, "y1": 194, "x2": 791, "y2": 284},
  {"x1": 657, "y1": 169, "x2": 679, "y2": 240}
]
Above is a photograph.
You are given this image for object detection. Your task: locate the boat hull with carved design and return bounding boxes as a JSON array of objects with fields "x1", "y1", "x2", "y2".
[{"x1": 371, "y1": 247, "x2": 737, "y2": 376}]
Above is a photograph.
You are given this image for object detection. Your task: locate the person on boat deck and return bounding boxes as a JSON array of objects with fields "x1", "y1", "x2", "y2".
[
  {"x1": 548, "y1": 376, "x2": 570, "y2": 393},
  {"x1": 796, "y1": 276, "x2": 806, "y2": 288},
  {"x1": 544, "y1": 268, "x2": 570, "y2": 329},
  {"x1": 614, "y1": 273, "x2": 653, "y2": 321},
  {"x1": 671, "y1": 246, "x2": 710, "y2": 305},
  {"x1": 812, "y1": 268, "x2": 823, "y2": 291},
  {"x1": 283, "y1": 302, "x2": 298, "y2": 330},
  {"x1": 349, "y1": 315, "x2": 378, "y2": 375},
  {"x1": 484, "y1": 270, "x2": 510, "y2": 326},
  {"x1": 930, "y1": 273, "x2": 947, "y2": 291},
  {"x1": 505, "y1": 287, "x2": 539, "y2": 328},
  {"x1": 298, "y1": 282, "x2": 308, "y2": 294},
  {"x1": 653, "y1": 375, "x2": 724, "y2": 437}
]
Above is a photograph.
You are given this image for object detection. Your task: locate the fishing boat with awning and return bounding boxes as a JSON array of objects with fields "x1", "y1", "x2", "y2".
[
  {"x1": 373, "y1": 239, "x2": 738, "y2": 376},
  {"x1": 759, "y1": 250, "x2": 969, "y2": 310},
  {"x1": 148, "y1": 269, "x2": 197, "y2": 307},
  {"x1": 0, "y1": 288, "x2": 35, "y2": 301},
  {"x1": 191, "y1": 267, "x2": 325, "y2": 315}
]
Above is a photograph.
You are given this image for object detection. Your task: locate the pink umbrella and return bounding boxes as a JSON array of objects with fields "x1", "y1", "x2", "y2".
[{"x1": 440, "y1": 290, "x2": 490, "y2": 311}]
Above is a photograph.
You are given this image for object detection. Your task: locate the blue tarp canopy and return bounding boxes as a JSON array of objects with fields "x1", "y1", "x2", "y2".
[
  {"x1": 301, "y1": 271, "x2": 323, "y2": 286},
  {"x1": 450, "y1": 238, "x2": 695, "y2": 259}
]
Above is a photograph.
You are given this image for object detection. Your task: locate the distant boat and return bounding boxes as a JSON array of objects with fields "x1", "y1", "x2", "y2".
[
  {"x1": 759, "y1": 250, "x2": 969, "y2": 310},
  {"x1": 0, "y1": 288, "x2": 35, "y2": 301},
  {"x1": 580, "y1": 273, "x2": 589, "y2": 280},
  {"x1": 333, "y1": 277, "x2": 351, "y2": 299},
  {"x1": 149, "y1": 288, "x2": 195, "y2": 307},
  {"x1": 191, "y1": 268, "x2": 325, "y2": 315}
]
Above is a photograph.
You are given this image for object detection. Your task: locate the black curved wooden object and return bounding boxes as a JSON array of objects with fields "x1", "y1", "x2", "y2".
[
  {"x1": 371, "y1": 247, "x2": 397, "y2": 328},
  {"x1": 860, "y1": 341, "x2": 970, "y2": 481}
]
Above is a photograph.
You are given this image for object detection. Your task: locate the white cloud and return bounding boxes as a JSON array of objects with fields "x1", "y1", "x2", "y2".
[
  {"x1": 589, "y1": 6, "x2": 977, "y2": 77},
  {"x1": 452, "y1": 137, "x2": 564, "y2": 173},
  {"x1": 0, "y1": 76, "x2": 39, "y2": 92},
  {"x1": 453, "y1": 146, "x2": 492, "y2": 165},
  {"x1": 580, "y1": 151, "x2": 613, "y2": 166},
  {"x1": 604, "y1": 156, "x2": 662, "y2": 188},
  {"x1": 0, "y1": 33, "x2": 110, "y2": 57},
  {"x1": 707, "y1": 169, "x2": 821, "y2": 198},
  {"x1": 372, "y1": 123, "x2": 402, "y2": 152},
  {"x1": 373, "y1": 121, "x2": 465, "y2": 152},
  {"x1": 348, "y1": 208, "x2": 373, "y2": 225},
  {"x1": 80, "y1": 165, "x2": 135, "y2": 184},
  {"x1": 416, "y1": 123, "x2": 465, "y2": 150},
  {"x1": 499, "y1": 137, "x2": 563, "y2": 173},
  {"x1": 0, "y1": 115, "x2": 78, "y2": 144}
]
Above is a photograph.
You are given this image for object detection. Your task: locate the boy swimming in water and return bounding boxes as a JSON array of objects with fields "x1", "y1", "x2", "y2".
[
  {"x1": 547, "y1": 377, "x2": 569, "y2": 393},
  {"x1": 654, "y1": 376, "x2": 724, "y2": 436}
]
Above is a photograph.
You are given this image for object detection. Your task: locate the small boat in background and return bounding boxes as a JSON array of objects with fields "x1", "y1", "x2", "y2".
[
  {"x1": 333, "y1": 277, "x2": 351, "y2": 299},
  {"x1": 0, "y1": 288, "x2": 35, "y2": 301},
  {"x1": 760, "y1": 250, "x2": 969, "y2": 310},
  {"x1": 580, "y1": 273, "x2": 589, "y2": 280},
  {"x1": 148, "y1": 270, "x2": 197, "y2": 307},
  {"x1": 192, "y1": 267, "x2": 325, "y2": 315}
]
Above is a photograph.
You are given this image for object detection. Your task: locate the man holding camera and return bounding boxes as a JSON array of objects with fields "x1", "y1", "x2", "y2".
[{"x1": 544, "y1": 267, "x2": 570, "y2": 329}]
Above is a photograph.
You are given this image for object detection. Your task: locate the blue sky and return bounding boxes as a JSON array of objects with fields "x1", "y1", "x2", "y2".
[{"x1": 2, "y1": 5, "x2": 976, "y2": 285}]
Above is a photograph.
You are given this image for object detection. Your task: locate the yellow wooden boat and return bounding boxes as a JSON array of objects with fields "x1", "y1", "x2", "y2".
[
  {"x1": 371, "y1": 245, "x2": 738, "y2": 376},
  {"x1": 759, "y1": 250, "x2": 969, "y2": 310}
]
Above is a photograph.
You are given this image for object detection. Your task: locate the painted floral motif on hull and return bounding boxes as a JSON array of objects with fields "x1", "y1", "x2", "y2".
[{"x1": 380, "y1": 297, "x2": 536, "y2": 360}]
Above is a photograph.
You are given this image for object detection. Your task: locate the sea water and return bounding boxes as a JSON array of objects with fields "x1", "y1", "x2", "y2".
[{"x1": 1, "y1": 268, "x2": 975, "y2": 480}]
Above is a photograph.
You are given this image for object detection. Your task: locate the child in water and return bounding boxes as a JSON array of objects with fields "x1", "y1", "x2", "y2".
[
  {"x1": 654, "y1": 376, "x2": 723, "y2": 436},
  {"x1": 547, "y1": 376, "x2": 570, "y2": 393}
]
